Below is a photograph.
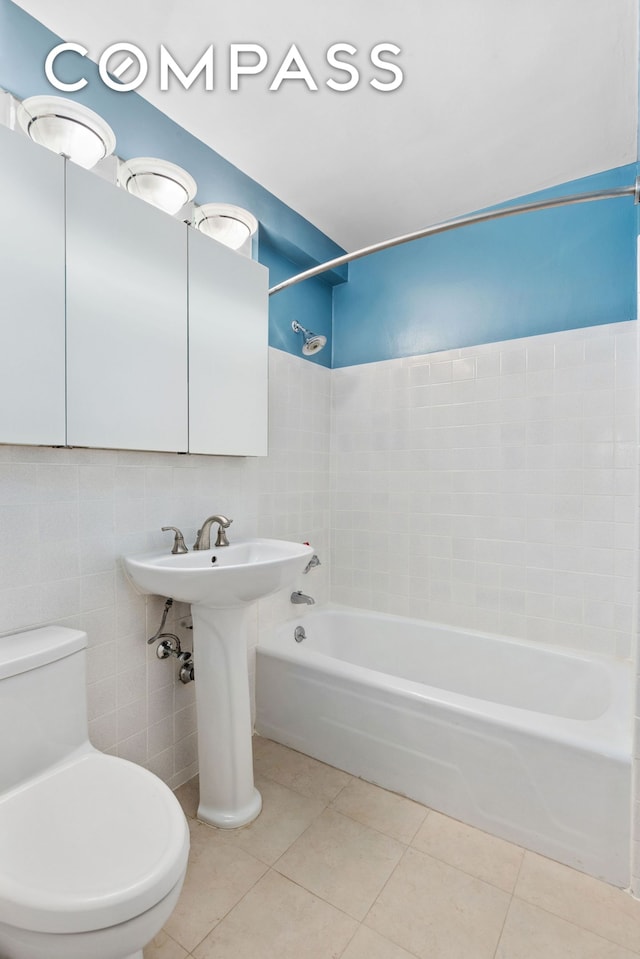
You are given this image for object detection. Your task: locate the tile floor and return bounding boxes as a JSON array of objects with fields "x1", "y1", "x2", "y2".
[{"x1": 145, "y1": 736, "x2": 640, "y2": 959}]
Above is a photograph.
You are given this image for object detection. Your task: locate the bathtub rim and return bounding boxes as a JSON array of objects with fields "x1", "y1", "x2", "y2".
[{"x1": 258, "y1": 604, "x2": 632, "y2": 762}]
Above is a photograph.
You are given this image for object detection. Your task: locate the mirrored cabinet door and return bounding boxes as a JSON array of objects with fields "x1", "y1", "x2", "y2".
[
  {"x1": 65, "y1": 163, "x2": 189, "y2": 452},
  {"x1": 0, "y1": 126, "x2": 66, "y2": 445},
  {"x1": 1, "y1": 126, "x2": 269, "y2": 456},
  {"x1": 188, "y1": 228, "x2": 269, "y2": 456}
]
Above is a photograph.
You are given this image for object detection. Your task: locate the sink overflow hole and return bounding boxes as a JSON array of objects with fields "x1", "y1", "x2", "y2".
[{"x1": 211, "y1": 556, "x2": 217, "y2": 564}]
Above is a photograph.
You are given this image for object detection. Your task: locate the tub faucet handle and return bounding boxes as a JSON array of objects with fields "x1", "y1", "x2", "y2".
[
  {"x1": 161, "y1": 526, "x2": 188, "y2": 554},
  {"x1": 303, "y1": 554, "x2": 321, "y2": 574}
]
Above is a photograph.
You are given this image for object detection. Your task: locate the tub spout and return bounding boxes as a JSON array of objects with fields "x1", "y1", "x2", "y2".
[{"x1": 291, "y1": 591, "x2": 315, "y2": 605}]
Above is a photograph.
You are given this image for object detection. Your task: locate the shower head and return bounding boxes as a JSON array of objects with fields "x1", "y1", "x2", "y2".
[{"x1": 291, "y1": 320, "x2": 327, "y2": 356}]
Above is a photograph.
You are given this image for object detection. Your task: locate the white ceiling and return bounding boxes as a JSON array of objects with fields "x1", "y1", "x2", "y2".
[{"x1": 13, "y1": 0, "x2": 639, "y2": 251}]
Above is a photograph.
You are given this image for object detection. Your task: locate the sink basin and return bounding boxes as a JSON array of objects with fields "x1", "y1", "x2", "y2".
[{"x1": 124, "y1": 538, "x2": 314, "y2": 607}]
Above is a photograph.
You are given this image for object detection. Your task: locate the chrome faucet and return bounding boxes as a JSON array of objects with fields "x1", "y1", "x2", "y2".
[
  {"x1": 303, "y1": 554, "x2": 321, "y2": 574},
  {"x1": 291, "y1": 591, "x2": 315, "y2": 605},
  {"x1": 193, "y1": 514, "x2": 232, "y2": 550}
]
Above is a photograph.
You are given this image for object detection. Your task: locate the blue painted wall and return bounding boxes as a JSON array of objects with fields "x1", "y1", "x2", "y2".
[
  {"x1": 0, "y1": 0, "x2": 343, "y2": 364},
  {"x1": 332, "y1": 165, "x2": 638, "y2": 367},
  {"x1": 2, "y1": 1, "x2": 637, "y2": 371},
  {"x1": 260, "y1": 239, "x2": 333, "y2": 367}
]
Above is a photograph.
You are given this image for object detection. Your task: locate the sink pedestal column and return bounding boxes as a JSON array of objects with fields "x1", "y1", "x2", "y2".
[{"x1": 191, "y1": 604, "x2": 262, "y2": 828}]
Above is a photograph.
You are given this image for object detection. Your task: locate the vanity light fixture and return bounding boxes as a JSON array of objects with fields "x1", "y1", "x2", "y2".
[
  {"x1": 120, "y1": 156, "x2": 197, "y2": 215},
  {"x1": 16, "y1": 95, "x2": 116, "y2": 170},
  {"x1": 194, "y1": 203, "x2": 258, "y2": 252}
]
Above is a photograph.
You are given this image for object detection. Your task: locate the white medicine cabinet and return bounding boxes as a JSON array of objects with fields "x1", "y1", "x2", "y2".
[
  {"x1": 0, "y1": 124, "x2": 269, "y2": 456},
  {"x1": 65, "y1": 162, "x2": 189, "y2": 452},
  {"x1": 0, "y1": 124, "x2": 66, "y2": 445}
]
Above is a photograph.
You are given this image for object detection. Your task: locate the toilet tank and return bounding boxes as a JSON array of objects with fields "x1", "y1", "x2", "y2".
[{"x1": 0, "y1": 626, "x2": 90, "y2": 793}]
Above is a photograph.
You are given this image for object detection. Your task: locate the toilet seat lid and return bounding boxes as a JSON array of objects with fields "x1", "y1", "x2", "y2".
[{"x1": 0, "y1": 752, "x2": 189, "y2": 934}]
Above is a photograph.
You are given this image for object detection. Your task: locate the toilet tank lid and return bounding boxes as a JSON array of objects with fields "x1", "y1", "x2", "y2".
[{"x1": 0, "y1": 626, "x2": 87, "y2": 680}]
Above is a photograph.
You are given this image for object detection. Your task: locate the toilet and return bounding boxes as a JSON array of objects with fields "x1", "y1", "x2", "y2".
[{"x1": 0, "y1": 625, "x2": 190, "y2": 959}]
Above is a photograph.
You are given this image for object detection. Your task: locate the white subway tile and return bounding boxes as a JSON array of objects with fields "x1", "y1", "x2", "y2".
[
  {"x1": 89, "y1": 711, "x2": 117, "y2": 751},
  {"x1": 117, "y1": 729, "x2": 147, "y2": 766},
  {"x1": 148, "y1": 716, "x2": 174, "y2": 757},
  {"x1": 38, "y1": 578, "x2": 81, "y2": 622},
  {"x1": 500, "y1": 372, "x2": 527, "y2": 397},
  {"x1": 81, "y1": 571, "x2": 115, "y2": 612},
  {"x1": 36, "y1": 464, "x2": 79, "y2": 502},
  {"x1": 0, "y1": 332, "x2": 636, "y2": 798},
  {"x1": 429, "y1": 359, "x2": 453, "y2": 383},
  {"x1": 146, "y1": 747, "x2": 174, "y2": 782},
  {"x1": 526, "y1": 341, "x2": 555, "y2": 371},
  {"x1": 554, "y1": 339, "x2": 585, "y2": 368},
  {"x1": 87, "y1": 642, "x2": 117, "y2": 685},
  {"x1": 452, "y1": 357, "x2": 476, "y2": 380},
  {"x1": 87, "y1": 676, "x2": 117, "y2": 723}
]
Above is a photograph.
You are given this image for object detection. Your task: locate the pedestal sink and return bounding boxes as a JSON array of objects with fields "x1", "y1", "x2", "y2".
[{"x1": 124, "y1": 538, "x2": 313, "y2": 828}]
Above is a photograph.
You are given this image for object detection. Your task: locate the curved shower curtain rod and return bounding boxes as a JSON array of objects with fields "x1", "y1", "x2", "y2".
[{"x1": 268, "y1": 179, "x2": 640, "y2": 296}]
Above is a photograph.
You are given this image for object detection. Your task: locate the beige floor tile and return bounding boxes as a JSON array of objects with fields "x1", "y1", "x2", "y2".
[
  {"x1": 366, "y1": 846, "x2": 510, "y2": 959},
  {"x1": 275, "y1": 807, "x2": 404, "y2": 920},
  {"x1": 212, "y1": 775, "x2": 326, "y2": 865},
  {"x1": 252, "y1": 735, "x2": 351, "y2": 801},
  {"x1": 164, "y1": 819, "x2": 268, "y2": 953},
  {"x1": 144, "y1": 929, "x2": 190, "y2": 959},
  {"x1": 411, "y1": 809, "x2": 524, "y2": 892},
  {"x1": 174, "y1": 775, "x2": 199, "y2": 819},
  {"x1": 341, "y1": 925, "x2": 420, "y2": 959},
  {"x1": 192, "y1": 870, "x2": 358, "y2": 959},
  {"x1": 515, "y1": 852, "x2": 640, "y2": 954},
  {"x1": 496, "y1": 898, "x2": 639, "y2": 958},
  {"x1": 166, "y1": 748, "x2": 640, "y2": 959},
  {"x1": 332, "y1": 777, "x2": 428, "y2": 844}
]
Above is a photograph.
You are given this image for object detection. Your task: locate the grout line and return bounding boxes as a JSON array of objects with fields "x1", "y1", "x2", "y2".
[
  {"x1": 327, "y1": 794, "x2": 427, "y2": 849},
  {"x1": 359, "y1": 844, "x2": 410, "y2": 929},
  {"x1": 509, "y1": 890, "x2": 640, "y2": 957},
  {"x1": 395, "y1": 837, "x2": 525, "y2": 900},
  {"x1": 267, "y1": 865, "x2": 362, "y2": 924},
  {"x1": 358, "y1": 847, "x2": 424, "y2": 959},
  {"x1": 183, "y1": 861, "x2": 269, "y2": 957},
  {"x1": 334, "y1": 921, "x2": 361, "y2": 959},
  {"x1": 178, "y1": 736, "x2": 640, "y2": 954},
  {"x1": 405, "y1": 805, "x2": 431, "y2": 845},
  {"x1": 511, "y1": 846, "x2": 527, "y2": 892},
  {"x1": 490, "y1": 881, "x2": 515, "y2": 958}
]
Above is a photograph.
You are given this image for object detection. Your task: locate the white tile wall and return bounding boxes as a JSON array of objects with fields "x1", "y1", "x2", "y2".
[
  {"x1": 331, "y1": 321, "x2": 638, "y2": 660},
  {"x1": 2, "y1": 325, "x2": 639, "y2": 891},
  {"x1": 0, "y1": 348, "x2": 331, "y2": 789},
  {"x1": 332, "y1": 320, "x2": 640, "y2": 895}
]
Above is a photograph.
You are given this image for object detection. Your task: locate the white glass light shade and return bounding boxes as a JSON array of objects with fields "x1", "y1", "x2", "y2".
[
  {"x1": 194, "y1": 203, "x2": 258, "y2": 251},
  {"x1": 120, "y1": 157, "x2": 197, "y2": 215},
  {"x1": 17, "y1": 96, "x2": 116, "y2": 169}
]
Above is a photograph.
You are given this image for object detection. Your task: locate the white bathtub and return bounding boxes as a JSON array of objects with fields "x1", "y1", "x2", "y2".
[{"x1": 255, "y1": 606, "x2": 632, "y2": 887}]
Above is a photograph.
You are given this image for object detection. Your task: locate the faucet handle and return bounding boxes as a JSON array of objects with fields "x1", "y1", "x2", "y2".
[
  {"x1": 303, "y1": 554, "x2": 321, "y2": 574},
  {"x1": 214, "y1": 519, "x2": 232, "y2": 547},
  {"x1": 161, "y1": 526, "x2": 188, "y2": 554}
]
